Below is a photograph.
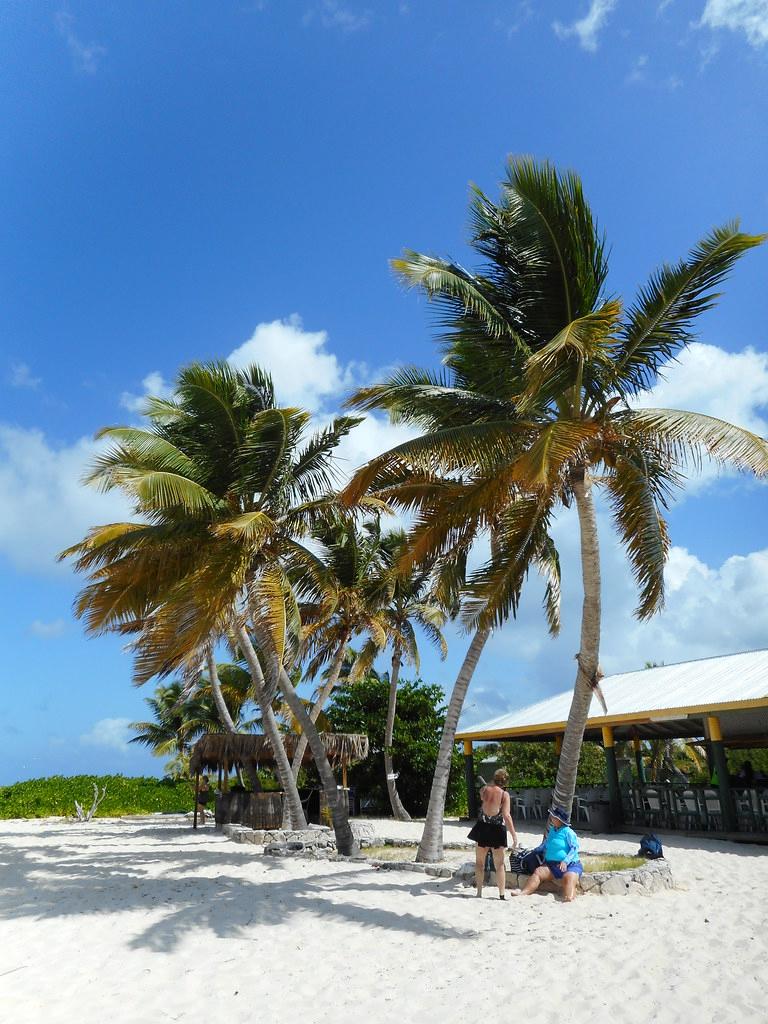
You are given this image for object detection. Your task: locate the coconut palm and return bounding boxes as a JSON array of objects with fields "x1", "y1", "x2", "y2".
[
  {"x1": 291, "y1": 515, "x2": 392, "y2": 777},
  {"x1": 62, "y1": 362, "x2": 364, "y2": 852},
  {"x1": 343, "y1": 157, "x2": 768, "y2": 851},
  {"x1": 130, "y1": 681, "x2": 209, "y2": 776},
  {"x1": 368, "y1": 528, "x2": 448, "y2": 821}
]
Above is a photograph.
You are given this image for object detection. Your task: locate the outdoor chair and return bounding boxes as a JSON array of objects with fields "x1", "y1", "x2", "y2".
[
  {"x1": 641, "y1": 787, "x2": 667, "y2": 828},
  {"x1": 512, "y1": 795, "x2": 528, "y2": 820},
  {"x1": 756, "y1": 789, "x2": 768, "y2": 831},
  {"x1": 734, "y1": 789, "x2": 757, "y2": 832},
  {"x1": 572, "y1": 795, "x2": 591, "y2": 826},
  {"x1": 672, "y1": 789, "x2": 702, "y2": 830},
  {"x1": 701, "y1": 789, "x2": 723, "y2": 831}
]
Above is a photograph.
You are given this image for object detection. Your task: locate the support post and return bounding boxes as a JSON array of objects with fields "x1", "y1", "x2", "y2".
[
  {"x1": 708, "y1": 715, "x2": 736, "y2": 832},
  {"x1": 554, "y1": 734, "x2": 563, "y2": 759},
  {"x1": 193, "y1": 771, "x2": 200, "y2": 830},
  {"x1": 463, "y1": 740, "x2": 478, "y2": 819},
  {"x1": 633, "y1": 737, "x2": 646, "y2": 784},
  {"x1": 602, "y1": 726, "x2": 622, "y2": 828}
]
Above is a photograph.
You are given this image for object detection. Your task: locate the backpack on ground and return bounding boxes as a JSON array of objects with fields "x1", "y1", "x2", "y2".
[{"x1": 639, "y1": 833, "x2": 664, "y2": 859}]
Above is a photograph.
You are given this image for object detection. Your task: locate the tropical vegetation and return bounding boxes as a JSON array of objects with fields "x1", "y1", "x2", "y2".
[
  {"x1": 61, "y1": 362, "x2": 366, "y2": 852},
  {"x1": 326, "y1": 672, "x2": 465, "y2": 817},
  {"x1": 0, "y1": 775, "x2": 194, "y2": 819},
  {"x1": 342, "y1": 156, "x2": 768, "y2": 860}
]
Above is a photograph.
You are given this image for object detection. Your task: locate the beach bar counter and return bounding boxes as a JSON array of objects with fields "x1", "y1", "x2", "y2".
[{"x1": 457, "y1": 649, "x2": 768, "y2": 839}]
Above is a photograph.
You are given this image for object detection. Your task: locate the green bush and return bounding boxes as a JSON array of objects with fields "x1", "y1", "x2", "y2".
[
  {"x1": 325, "y1": 674, "x2": 466, "y2": 817},
  {"x1": 0, "y1": 774, "x2": 195, "y2": 819},
  {"x1": 493, "y1": 740, "x2": 607, "y2": 788}
]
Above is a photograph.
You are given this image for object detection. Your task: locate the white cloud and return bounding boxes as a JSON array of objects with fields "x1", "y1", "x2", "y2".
[
  {"x1": 80, "y1": 718, "x2": 133, "y2": 753},
  {"x1": 475, "y1": 494, "x2": 768, "y2": 722},
  {"x1": 303, "y1": 1, "x2": 372, "y2": 33},
  {"x1": 701, "y1": 0, "x2": 768, "y2": 47},
  {"x1": 0, "y1": 426, "x2": 131, "y2": 574},
  {"x1": 633, "y1": 342, "x2": 768, "y2": 489},
  {"x1": 553, "y1": 0, "x2": 617, "y2": 52},
  {"x1": 8, "y1": 363, "x2": 41, "y2": 390},
  {"x1": 120, "y1": 371, "x2": 174, "y2": 413},
  {"x1": 637, "y1": 343, "x2": 768, "y2": 434},
  {"x1": 55, "y1": 12, "x2": 107, "y2": 74},
  {"x1": 30, "y1": 619, "x2": 66, "y2": 638},
  {"x1": 227, "y1": 314, "x2": 362, "y2": 413}
]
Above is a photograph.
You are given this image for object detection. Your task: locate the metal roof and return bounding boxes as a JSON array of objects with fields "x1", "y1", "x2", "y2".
[{"x1": 457, "y1": 648, "x2": 768, "y2": 742}]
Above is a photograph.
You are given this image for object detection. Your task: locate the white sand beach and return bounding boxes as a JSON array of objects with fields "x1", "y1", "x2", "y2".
[{"x1": 1, "y1": 816, "x2": 766, "y2": 1024}]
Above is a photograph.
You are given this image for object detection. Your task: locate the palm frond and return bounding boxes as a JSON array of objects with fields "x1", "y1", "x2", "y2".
[{"x1": 613, "y1": 223, "x2": 766, "y2": 395}]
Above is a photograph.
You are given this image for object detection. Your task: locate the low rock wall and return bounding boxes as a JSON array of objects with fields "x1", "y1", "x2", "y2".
[{"x1": 453, "y1": 858, "x2": 674, "y2": 895}]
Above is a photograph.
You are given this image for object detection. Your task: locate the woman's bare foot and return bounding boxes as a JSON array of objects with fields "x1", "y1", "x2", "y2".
[
  {"x1": 509, "y1": 888, "x2": 523, "y2": 896},
  {"x1": 475, "y1": 889, "x2": 482, "y2": 898}
]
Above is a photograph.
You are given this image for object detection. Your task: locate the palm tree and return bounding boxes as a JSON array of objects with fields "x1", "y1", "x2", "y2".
[
  {"x1": 291, "y1": 515, "x2": 392, "y2": 777},
  {"x1": 373, "y1": 528, "x2": 448, "y2": 821},
  {"x1": 62, "y1": 362, "x2": 363, "y2": 852},
  {"x1": 344, "y1": 468, "x2": 562, "y2": 858},
  {"x1": 343, "y1": 157, "x2": 768, "y2": 842},
  {"x1": 130, "y1": 681, "x2": 209, "y2": 777}
]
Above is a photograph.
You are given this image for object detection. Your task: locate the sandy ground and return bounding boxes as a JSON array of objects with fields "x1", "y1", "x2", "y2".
[{"x1": 1, "y1": 816, "x2": 767, "y2": 1024}]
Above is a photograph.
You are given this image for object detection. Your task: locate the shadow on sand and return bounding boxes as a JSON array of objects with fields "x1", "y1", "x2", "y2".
[{"x1": 0, "y1": 820, "x2": 469, "y2": 953}]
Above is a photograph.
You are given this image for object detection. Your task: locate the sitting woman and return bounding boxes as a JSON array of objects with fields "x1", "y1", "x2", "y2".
[
  {"x1": 467, "y1": 768, "x2": 518, "y2": 900},
  {"x1": 511, "y1": 805, "x2": 583, "y2": 902}
]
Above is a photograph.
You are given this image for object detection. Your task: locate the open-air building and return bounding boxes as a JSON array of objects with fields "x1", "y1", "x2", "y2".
[{"x1": 456, "y1": 649, "x2": 768, "y2": 839}]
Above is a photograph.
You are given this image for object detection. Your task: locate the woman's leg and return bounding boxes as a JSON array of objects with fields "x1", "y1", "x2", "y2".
[
  {"x1": 562, "y1": 870, "x2": 579, "y2": 902},
  {"x1": 492, "y1": 847, "x2": 506, "y2": 898},
  {"x1": 511, "y1": 864, "x2": 553, "y2": 896},
  {"x1": 474, "y1": 846, "x2": 488, "y2": 896}
]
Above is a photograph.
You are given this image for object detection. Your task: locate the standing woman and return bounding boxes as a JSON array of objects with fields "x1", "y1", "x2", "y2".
[
  {"x1": 196, "y1": 774, "x2": 212, "y2": 825},
  {"x1": 467, "y1": 768, "x2": 518, "y2": 899}
]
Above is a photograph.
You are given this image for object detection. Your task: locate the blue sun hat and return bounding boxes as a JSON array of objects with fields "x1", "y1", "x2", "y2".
[{"x1": 549, "y1": 805, "x2": 571, "y2": 826}]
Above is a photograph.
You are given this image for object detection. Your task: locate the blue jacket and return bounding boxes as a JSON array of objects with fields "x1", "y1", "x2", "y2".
[{"x1": 543, "y1": 824, "x2": 580, "y2": 865}]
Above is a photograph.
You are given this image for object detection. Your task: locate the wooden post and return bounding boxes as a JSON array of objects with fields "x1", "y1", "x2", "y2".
[
  {"x1": 463, "y1": 739, "x2": 478, "y2": 819},
  {"x1": 193, "y1": 771, "x2": 200, "y2": 830},
  {"x1": 708, "y1": 715, "x2": 736, "y2": 832},
  {"x1": 633, "y1": 737, "x2": 646, "y2": 784},
  {"x1": 342, "y1": 761, "x2": 348, "y2": 790},
  {"x1": 554, "y1": 734, "x2": 563, "y2": 758},
  {"x1": 602, "y1": 725, "x2": 622, "y2": 828},
  {"x1": 222, "y1": 759, "x2": 230, "y2": 793}
]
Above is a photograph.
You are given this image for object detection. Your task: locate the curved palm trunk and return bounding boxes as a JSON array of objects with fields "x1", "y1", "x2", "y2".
[
  {"x1": 384, "y1": 647, "x2": 410, "y2": 821},
  {"x1": 290, "y1": 635, "x2": 349, "y2": 779},
  {"x1": 552, "y1": 470, "x2": 601, "y2": 815},
  {"x1": 278, "y1": 665, "x2": 358, "y2": 856},
  {"x1": 206, "y1": 647, "x2": 237, "y2": 734},
  {"x1": 416, "y1": 627, "x2": 490, "y2": 863},
  {"x1": 234, "y1": 624, "x2": 307, "y2": 829}
]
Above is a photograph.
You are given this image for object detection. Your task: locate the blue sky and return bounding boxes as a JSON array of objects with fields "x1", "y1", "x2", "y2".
[{"x1": 1, "y1": 0, "x2": 767, "y2": 785}]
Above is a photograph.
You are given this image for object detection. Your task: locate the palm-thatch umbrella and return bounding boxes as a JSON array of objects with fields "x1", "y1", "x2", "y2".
[{"x1": 189, "y1": 731, "x2": 368, "y2": 780}]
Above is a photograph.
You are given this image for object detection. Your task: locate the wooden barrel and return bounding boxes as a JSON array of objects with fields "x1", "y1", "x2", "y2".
[{"x1": 244, "y1": 792, "x2": 283, "y2": 829}]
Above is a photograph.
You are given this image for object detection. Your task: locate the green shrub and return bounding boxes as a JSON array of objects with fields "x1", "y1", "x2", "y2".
[
  {"x1": 0, "y1": 774, "x2": 195, "y2": 819},
  {"x1": 325, "y1": 674, "x2": 466, "y2": 818}
]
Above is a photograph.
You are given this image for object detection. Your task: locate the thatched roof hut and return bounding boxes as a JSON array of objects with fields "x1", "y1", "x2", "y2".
[{"x1": 189, "y1": 731, "x2": 369, "y2": 775}]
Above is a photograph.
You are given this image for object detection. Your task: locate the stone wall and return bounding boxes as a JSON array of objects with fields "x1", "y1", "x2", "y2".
[{"x1": 453, "y1": 858, "x2": 674, "y2": 895}]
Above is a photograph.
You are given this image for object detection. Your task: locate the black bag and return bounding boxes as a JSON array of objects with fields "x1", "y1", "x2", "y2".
[
  {"x1": 510, "y1": 845, "x2": 545, "y2": 874},
  {"x1": 639, "y1": 833, "x2": 664, "y2": 859}
]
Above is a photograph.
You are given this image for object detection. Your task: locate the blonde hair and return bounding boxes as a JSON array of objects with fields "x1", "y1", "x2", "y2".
[{"x1": 493, "y1": 768, "x2": 509, "y2": 787}]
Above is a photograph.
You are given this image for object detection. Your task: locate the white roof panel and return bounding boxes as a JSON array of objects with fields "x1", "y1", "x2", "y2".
[{"x1": 459, "y1": 649, "x2": 768, "y2": 737}]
